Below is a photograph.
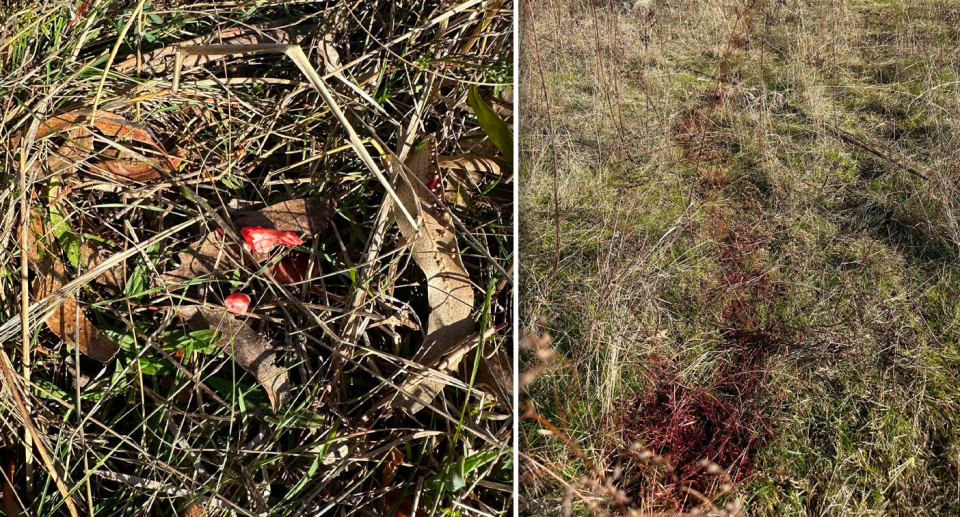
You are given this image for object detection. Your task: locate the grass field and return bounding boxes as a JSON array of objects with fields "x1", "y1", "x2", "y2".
[
  {"x1": 0, "y1": 1, "x2": 513, "y2": 515},
  {"x1": 519, "y1": 0, "x2": 960, "y2": 515}
]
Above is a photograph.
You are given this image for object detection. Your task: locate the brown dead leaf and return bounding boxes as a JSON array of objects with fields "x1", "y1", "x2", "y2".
[
  {"x1": 160, "y1": 197, "x2": 335, "y2": 286},
  {"x1": 98, "y1": 148, "x2": 183, "y2": 182},
  {"x1": 471, "y1": 342, "x2": 513, "y2": 405},
  {"x1": 16, "y1": 110, "x2": 152, "y2": 146},
  {"x1": 380, "y1": 448, "x2": 404, "y2": 486},
  {"x1": 36, "y1": 265, "x2": 121, "y2": 363},
  {"x1": 490, "y1": 87, "x2": 513, "y2": 120},
  {"x1": 77, "y1": 239, "x2": 124, "y2": 290},
  {"x1": 390, "y1": 140, "x2": 475, "y2": 413},
  {"x1": 438, "y1": 154, "x2": 500, "y2": 207},
  {"x1": 26, "y1": 215, "x2": 120, "y2": 363},
  {"x1": 46, "y1": 128, "x2": 93, "y2": 175},
  {"x1": 438, "y1": 154, "x2": 501, "y2": 180},
  {"x1": 177, "y1": 306, "x2": 291, "y2": 411},
  {"x1": 14, "y1": 110, "x2": 180, "y2": 183},
  {"x1": 233, "y1": 197, "x2": 335, "y2": 233},
  {"x1": 268, "y1": 251, "x2": 316, "y2": 284},
  {"x1": 382, "y1": 491, "x2": 426, "y2": 517},
  {"x1": 179, "y1": 501, "x2": 206, "y2": 517},
  {"x1": 645, "y1": 329, "x2": 669, "y2": 343},
  {"x1": 116, "y1": 22, "x2": 314, "y2": 74}
]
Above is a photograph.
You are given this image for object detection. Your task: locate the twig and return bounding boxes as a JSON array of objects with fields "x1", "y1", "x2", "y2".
[{"x1": 826, "y1": 124, "x2": 929, "y2": 181}]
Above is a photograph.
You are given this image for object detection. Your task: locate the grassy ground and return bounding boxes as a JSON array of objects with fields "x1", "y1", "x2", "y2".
[
  {"x1": 520, "y1": 0, "x2": 960, "y2": 515},
  {"x1": 0, "y1": 1, "x2": 513, "y2": 515}
]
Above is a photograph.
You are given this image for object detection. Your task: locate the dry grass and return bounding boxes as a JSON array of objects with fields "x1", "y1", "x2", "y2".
[
  {"x1": 0, "y1": 1, "x2": 513, "y2": 515},
  {"x1": 520, "y1": 0, "x2": 960, "y2": 515}
]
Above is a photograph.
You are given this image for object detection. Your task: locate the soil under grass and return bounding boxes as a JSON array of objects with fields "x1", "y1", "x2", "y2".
[{"x1": 520, "y1": 0, "x2": 960, "y2": 515}]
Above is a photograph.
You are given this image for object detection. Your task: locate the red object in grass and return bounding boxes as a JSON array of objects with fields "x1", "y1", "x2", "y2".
[
  {"x1": 240, "y1": 226, "x2": 303, "y2": 253},
  {"x1": 69, "y1": 0, "x2": 91, "y2": 27},
  {"x1": 224, "y1": 293, "x2": 251, "y2": 314},
  {"x1": 425, "y1": 175, "x2": 440, "y2": 191}
]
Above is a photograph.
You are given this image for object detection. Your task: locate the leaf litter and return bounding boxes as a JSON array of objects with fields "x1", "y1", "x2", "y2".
[
  {"x1": 1, "y1": 2, "x2": 512, "y2": 514},
  {"x1": 176, "y1": 305, "x2": 291, "y2": 411},
  {"x1": 24, "y1": 214, "x2": 121, "y2": 363},
  {"x1": 388, "y1": 140, "x2": 478, "y2": 414}
]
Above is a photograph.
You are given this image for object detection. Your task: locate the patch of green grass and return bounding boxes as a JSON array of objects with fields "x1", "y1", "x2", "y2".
[{"x1": 521, "y1": 0, "x2": 960, "y2": 514}]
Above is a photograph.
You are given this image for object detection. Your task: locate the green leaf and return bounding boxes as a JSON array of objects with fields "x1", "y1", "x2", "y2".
[
  {"x1": 125, "y1": 242, "x2": 160, "y2": 301},
  {"x1": 467, "y1": 86, "x2": 513, "y2": 162},
  {"x1": 161, "y1": 328, "x2": 222, "y2": 356},
  {"x1": 462, "y1": 447, "x2": 500, "y2": 476},
  {"x1": 427, "y1": 457, "x2": 466, "y2": 494},
  {"x1": 47, "y1": 179, "x2": 80, "y2": 268},
  {"x1": 205, "y1": 377, "x2": 272, "y2": 410},
  {"x1": 282, "y1": 421, "x2": 338, "y2": 502},
  {"x1": 265, "y1": 408, "x2": 328, "y2": 429}
]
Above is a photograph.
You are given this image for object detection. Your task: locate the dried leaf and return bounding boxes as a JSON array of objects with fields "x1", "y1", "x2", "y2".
[
  {"x1": 46, "y1": 128, "x2": 92, "y2": 175},
  {"x1": 14, "y1": 109, "x2": 180, "y2": 182},
  {"x1": 16, "y1": 110, "x2": 153, "y2": 146},
  {"x1": 160, "y1": 197, "x2": 335, "y2": 286},
  {"x1": 179, "y1": 501, "x2": 205, "y2": 517},
  {"x1": 472, "y1": 343, "x2": 513, "y2": 405},
  {"x1": 116, "y1": 23, "x2": 314, "y2": 73},
  {"x1": 235, "y1": 197, "x2": 336, "y2": 234},
  {"x1": 268, "y1": 251, "x2": 316, "y2": 284},
  {"x1": 390, "y1": 141, "x2": 475, "y2": 413},
  {"x1": 438, "y1": 154, "x2": 501, "y2": 180},
  {"x1": 71, "y1": 233, "x2": 124, "y2": 295},
  {"x1": 63, "y1": 233, "x2": 124, "y2": 291},
  {"x1": 177, "y1": 306, "x2": 291, "y2": 411},
  {"x1": 381, "y1": 448, "x2": 404, "y2": 486},
  {"x1": 35, "y1": 265, "x2": 121, "y2": 363},
  {"x1": 645, "y1": 329, "x2": 669, "y2": 343},
  {"x1": 26, "y1": 216, "x2": 120, "y2": 363},
  {"x1": 438, "y1": 154, "x2": 500, "y2": 207},
  {"x1": 98, "y1": 148, "x2": 183, "y2": 182}
]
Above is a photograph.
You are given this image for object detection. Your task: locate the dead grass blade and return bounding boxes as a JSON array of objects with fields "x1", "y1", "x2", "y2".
[{"x1": 116, "y1": 21, "x2": 313, "y2": 73}]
